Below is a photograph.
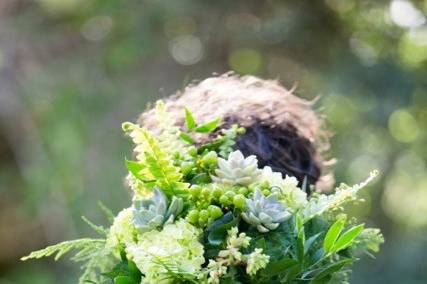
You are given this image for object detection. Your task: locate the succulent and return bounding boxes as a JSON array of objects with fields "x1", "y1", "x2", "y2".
[
  {"x1": 212, "y1": 150, "x2": 261, "y2": 186},
  {"x1": 242, "y1": 189, "x2": 291, "y2": 233},
  {"x1": 132, "y1": 187, "x2": 183, "y2": 232}
]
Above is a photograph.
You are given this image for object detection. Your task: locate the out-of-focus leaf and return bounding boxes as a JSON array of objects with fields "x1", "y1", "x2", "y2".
[
  {"x1": 184, "y1": 107, "x2": 197, "y2": 130},
  {"x1": 179, "y1": 132, "x2": 195, "y2": 144},
  {"x1": 323, "y1": 216, "x2": 346, "y2": 253},
  {"x1": 333, "y1": 224, "x2": 365, "y2": 252},
  {"x1": 195, "y1": 118, "x2": 220, "y2": 133}
]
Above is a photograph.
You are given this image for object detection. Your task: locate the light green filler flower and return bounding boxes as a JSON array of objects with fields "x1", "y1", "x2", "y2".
[{"x1": 246, "y1": 248, "x2": 270, "y2": 276}]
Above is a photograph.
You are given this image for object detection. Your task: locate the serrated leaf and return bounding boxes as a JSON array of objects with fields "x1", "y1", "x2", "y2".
[
  {"x1": 179, "y1": 132, "x2": 195, "y2": 144},
  {"x1": 333, "y1": 224, "x2": 365, "y2": 252},
  {"x1": 125, "y1": 159, "x2": 144, "y2": 178},
  {"x1": 195, "y1": 118, "x2": 221, "y2": 133},
  {"x1": 323, "y1": 216, "x2": 346, "y2": 253},
  {"x1": 184, "y1": 107, "x2": 197, "y2": 130}
]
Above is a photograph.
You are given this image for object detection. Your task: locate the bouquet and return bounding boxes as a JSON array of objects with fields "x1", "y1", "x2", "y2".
[{"x1": 22, "y1": 100, "x2": 383, "y2": 284}]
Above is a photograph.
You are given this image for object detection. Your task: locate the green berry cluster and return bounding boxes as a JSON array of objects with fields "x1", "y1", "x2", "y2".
[
  {"x1": 185, "y1": 184, "x2": 253, "y2": 227},
  {"x1": 186, "y1": 205, "x2": 224, "y2": 226},
  {"x1": 178, "y1": 149, "x2": 218, "y2": 184}
]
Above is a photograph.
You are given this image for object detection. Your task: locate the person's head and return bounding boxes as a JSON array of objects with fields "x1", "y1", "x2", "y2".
[{"x1": 139, "y1": 73, "x2": 334, "y2": 192}]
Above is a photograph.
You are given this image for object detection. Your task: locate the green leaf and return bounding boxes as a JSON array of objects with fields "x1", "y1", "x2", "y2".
[
  {"x1": 179, "y1": 132, "x2": 195, "y2": 144},
  {"x1": 206, "y1": 212, "x2": 238, "y2": 246},
  {"x1": 114, "y1": 276, "x2": 137, "y2": 284},
  {"x1": 128, "y1": 260, "x2": 142, "y2": 282},
  {"x1": 297, "y1": 229, "x2": 305, "y2": 263},
  {"x1": 262, "y1": 258, "x2": 298, "y2": 277},
  {"x1": 195, "y1": 118, "x2": 221, "y2": 133},
  {"x1": 255, "y1": 237, "x2": 267, "y2": 251},
  {"x1": 184, "y1": 107, "x2": 197, "y2": 130},
  {"x1": 310, "y1": 259, "x2": 353, "y2": 282},
  {"x1": 304, "y1": 233, "x2": 322, "y2": 255},
  {"x1": 323, "y1": 216, "x2": 346, "y2": 253},
  {"x1": 333, "y1": 224, "x2": 365, "y2": 252}
]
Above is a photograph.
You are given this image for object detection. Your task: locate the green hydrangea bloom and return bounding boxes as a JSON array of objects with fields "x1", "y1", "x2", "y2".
[
  {"x1": 106, "y1": 207, "x2": 136, "y2": 249},
  {"x1": 127, "y1": 220, "x2": 205, "y2": 283}
]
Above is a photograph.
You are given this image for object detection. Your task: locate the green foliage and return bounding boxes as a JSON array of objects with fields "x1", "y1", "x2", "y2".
[
  {"x1": 184, "y1": 107, "x2": 197, "y2": 130},
  {"x1": 196, "y1": 124, "x2": 245, "y2": 158},
  {"x1": 206, "y1": 212, "x2": 239, "y2": 246},
  {"x1": 180, "y1": 107, "x2": 221, "y2": 144},
  {"x1": 103, "y1": 251, "x2": 142, "y2": 284}
]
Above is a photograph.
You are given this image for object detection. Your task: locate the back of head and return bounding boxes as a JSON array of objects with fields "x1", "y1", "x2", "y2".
[{"x1": 139, "y1": 73, "x2": 334, "y2": 192}]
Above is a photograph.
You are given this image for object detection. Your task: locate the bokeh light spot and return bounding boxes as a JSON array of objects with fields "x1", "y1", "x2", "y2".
[
  {"x1": 81, "y1": 16, "x2": 113, "y2": 42},
  {"x1": 390, "y1": 0, "x2": 425, "y2": 28},
  {"x1": 399, "y1": 28, "x2": 427, "y2": 68},
  {"x1": 388, "y1": 109, "x2": 419, "y2": 143},
  {"x1": 169, "y1": 35, "x2": 204, "y2": 66},
  {"x1": 229, "y1": 48, "x2": 262, "y2": 74},
  {"x1": 37, "y1": 0, "x2": 85, "y2": 15}
]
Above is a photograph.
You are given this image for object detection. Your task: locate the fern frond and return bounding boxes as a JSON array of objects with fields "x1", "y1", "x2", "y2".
[
  {"x1": 78, "y1": 245, "x2": 114, "y2": 284},
  {"x1": 218, "y1": 124, "x2": 245, "y2": 158},
  {"x1": 82, "y1": 216, "x2": 108, "y2": 236},
  {"x1": 21, "y1": 238, "x2": 105, "y2": 261},
  {"x1": 152, "y1": 100, "x2": 188, "y2": 155},
  {"x1": 302, "y1": 171, "x2": 378, "y2": 222},
  {"x1": 98, "y1": 201, "x2": 115, "y2": 224},
  {"x1": 151, "y1": 257, "x2": 198, "y2": 284},
  {"x1": 122, "y1": 122, "x2": 189, "y2": 198}
]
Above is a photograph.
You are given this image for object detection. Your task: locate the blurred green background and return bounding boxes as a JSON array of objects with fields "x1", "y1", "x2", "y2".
[{"x1": 0, "y1": 0, "x2": 426, "y2": 283}]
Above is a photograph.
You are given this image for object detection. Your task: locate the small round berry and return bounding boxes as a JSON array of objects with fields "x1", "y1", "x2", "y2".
[
  {"x1": 225, "y1": 190, "x2": 235, "y2": 199},
  {"x1": 202, "y1": 187, "x2": 211, "y2": 198},
  {"x1": 212, "y1": 187, "x2": 223, "y2": 199},
  {"x1": 208, "y1": 205, "x2": 223, "y2": 219},
  {"x1": 190, "y1": 185, "x2": 201, "y2": 197},
  {"x1": 262, "y1": 189, "x2": 270, "y2": 196},
  {"x1": 199, "y1": 209, "x2": 210, "y2": 223},
  {"x1": 187, "y1": 209, "x2": 199, "y2": 224},
  {"x1": 201, "y1": 151, "x2": 218, "y2": 166},
  {"x1": 188, "y1": 146, "x2": 198, "y2": 157},
  {"x1": 219, "y1": 195, "x2": 230, "y2": 206},
  {"x1": 238, "y1": 187, "x2": 248, "y2": 195},
  {"x1": 233, "y1": 194, "x2": 246, "y2": 209}
]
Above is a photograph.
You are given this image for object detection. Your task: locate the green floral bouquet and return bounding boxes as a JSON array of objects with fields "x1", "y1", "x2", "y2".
[{"x1": 22, "y1": 101, "x2": 383, "y2": 284}]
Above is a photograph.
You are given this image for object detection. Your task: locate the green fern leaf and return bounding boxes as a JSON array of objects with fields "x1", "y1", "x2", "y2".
[
  {"x1": 122, "y1": 122, "x2": 189, "y2": 198},
  {"x1": 21, "y1": 238, "x2": 105, "y2": 261}
]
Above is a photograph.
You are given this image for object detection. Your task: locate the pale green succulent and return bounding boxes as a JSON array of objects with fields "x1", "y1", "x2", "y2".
[
  {"x1": 242, "y1": 189, "x2": 291, "y2": 233},
  {"x1": 212, "y1": 150, "x2": 261, "y2": 186},
  {"x1": 132, "y1": 187, "x2": 183, "y2": 232}
]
